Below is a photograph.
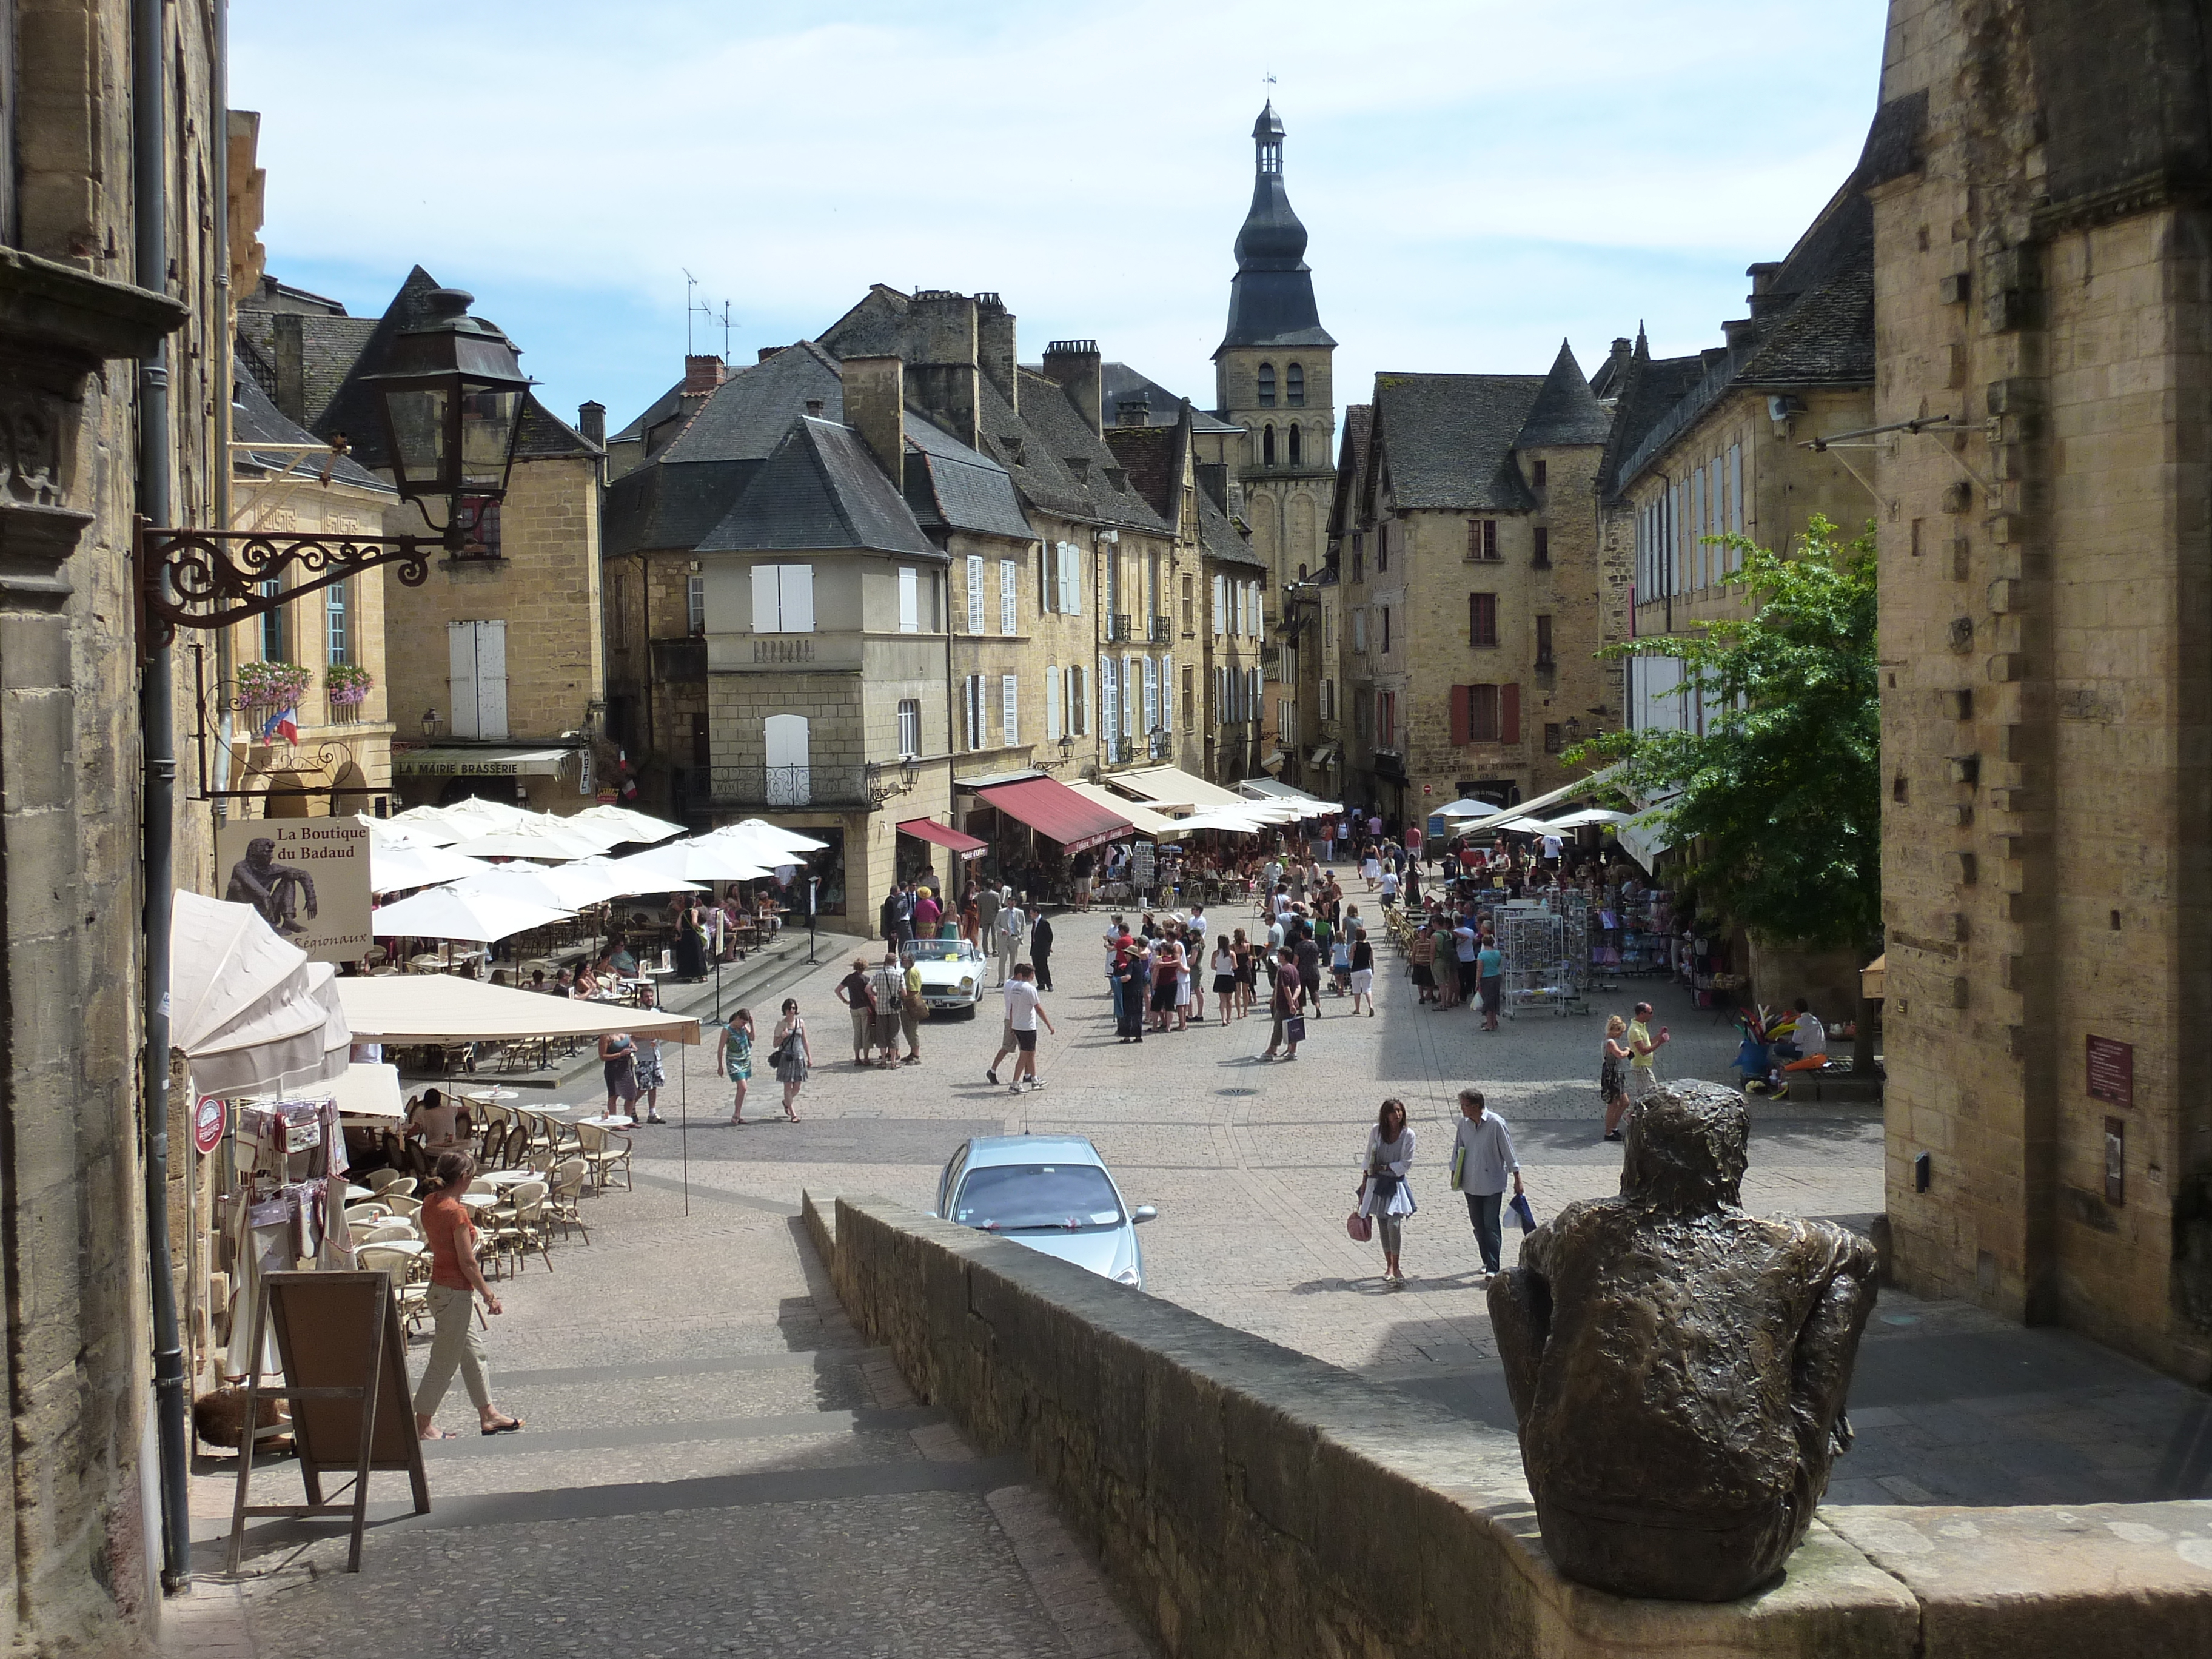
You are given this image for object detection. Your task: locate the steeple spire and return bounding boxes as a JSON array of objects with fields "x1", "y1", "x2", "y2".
[{"x1": 1216, "y1": 102, "x2": 1335, "y2": 359}]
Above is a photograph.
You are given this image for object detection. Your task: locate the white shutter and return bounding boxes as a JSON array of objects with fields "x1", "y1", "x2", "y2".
[
  {"x1": 1100, "y1": 657, "x2": 1118, "y2": 745},
  {"x1": 1142, "y1": 656, "x2": 1159, "y2": 735},
  {"x1": 447, "y1": 622, "x2": 480, "y2": 740},
  {"x1": 1045, "y1": 665, "x2": 1062, "y2": 740},
  {"x1": 763, "y1": 712, "x2": 810, "y2": 805},
  {"x1": 1000, "y1": 558, "x2": 1018, "y2": 634},
  {"x1": 786, "y1": 565, "x2": 815, "y2": 633},
  {"x1": 967, "y1": 555, "x2": 985, "y2": 634},
  {"x1": 899, "y1": 566, "x2": 919, "y2": 633},
  {"x1": 475, "y1": 620, "x2": 509, "y2": 740},
  {"x1": 1159, "y1": 656, "x2": 1174, "y2": 733},
  {"x1": 1002, "y1": 674, "x2": 1019, "y2": 747},
  {"x1": 1072, "y1": 665, "x2": 1088, "y2": 736},
  {"x1": 751, "y1": 564, "x2": 779, "y2": 633}
]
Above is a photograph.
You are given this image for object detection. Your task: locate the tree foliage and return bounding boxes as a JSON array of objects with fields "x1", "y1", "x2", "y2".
[{"x1": 1567, "y1": 515, "x2": 1879, "y2": 950}]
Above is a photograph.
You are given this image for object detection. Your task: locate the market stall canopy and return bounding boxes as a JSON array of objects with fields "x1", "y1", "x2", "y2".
[
  {"x1": 1468, "y1": 765, "x2": 1621, "y2": 832},
  {"x1": 1861, "y1": 954, "x2": 1886, "y2": 1001},
  {"x1": 896, "y1": 819, "x2": 989, "y2": 858},
  {"x1": 569, "y1": 803, "x2": 686, "y2": 845},
  {"x1": 171, "y1": 891, "x2": 352, "y2": 1096},
  {"x1": 370, "y1": 886, "x2": 574, "y2": 943},
  {"x1": 306, "y1": 1061, "x2": 404, "y2": 1121},
  {"x1": 1109, "y1": 765, "x2": 1248, "y2": 811},
  {"x1": 1173, "y1": 804, "x2": 1276, "y2": 835},
  {"x1": 1065, "y1": 782, "x2": 1187, "y2": 840},
  {"x1": 1238, "y1": 778, "x2": 1343, "y2": 815},
  {"x1": 337, "y1": 975, "x2": 701, "y2": 1045},
  {"x1": 1435, "y1": 798, "x2": 1492, "y2": 819},
  {"x1": 974, "y1": 776, "x2": 1132, "y2": 854},
  {"x1": 370, "y1": 840, "x2": 492, "y2": 896},
  {"x1": 1543, "y1": 807, "x2": 1635, "y2": 830}
]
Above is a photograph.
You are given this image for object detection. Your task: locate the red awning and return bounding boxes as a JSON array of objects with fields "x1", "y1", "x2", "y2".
[
  {"x1": 896, "y1": 818, "x2": 988, "y2": 859},
  {"x1": 974, "y1": 777, "x2": 1133, "y2": 854}
]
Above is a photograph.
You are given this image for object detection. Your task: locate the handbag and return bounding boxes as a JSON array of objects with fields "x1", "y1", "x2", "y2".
[
  {"x1": 1285, "y1": 1016, "x2": 1307, "y2": 1042},
  {"x1": 1346, "y1": 1210, "x2": 1372, "y2": 1242},
  {"x1": 1510, "y1": 1192, "x2": 1538, "y2": 1233}
]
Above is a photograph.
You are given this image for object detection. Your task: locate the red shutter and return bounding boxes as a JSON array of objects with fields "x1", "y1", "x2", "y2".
[
  {"x1": 1501, "y1": 683, "x2": 1521, "y2": 745},
  {"x1": 1450, "y1": 685, "x2": 1470, "y2": 745}
]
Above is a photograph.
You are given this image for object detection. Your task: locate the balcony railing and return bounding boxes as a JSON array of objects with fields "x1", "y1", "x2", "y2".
[
  {"x1": 708, "y1": 763, "x2": 872, "y2": 809},
  {"x1": 1104, "y1": 733, "x2": 1131, "y2": 764},
  {"x1": 1148, "y1": 615, "x2": 1173, "y2": 644},
  {"x1": 1105, "y1": 613, "x2": 1133, "y2": 643},
  {"x1": 652, "y1": 637, "x2": 708, "y2": 680}
]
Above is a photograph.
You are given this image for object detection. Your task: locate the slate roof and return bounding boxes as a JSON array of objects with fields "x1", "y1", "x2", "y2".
[
  {"x1": 1594, "y1": 329, "x2": 1706, "y2": 503},
  {"x1": 977, "y1": 371, "x2": 1173, "y2": 535},
  {"x1": 817, "y1": 285, "x2": 911, "y2": 360},
  {"x1": 696, "y1": 417, "x2": 939, "y2": 558},
  {"x1": 603, "y1": 459, "x2": 756, "y2": 557},
  {"x1": 609, "y1": 380, "x2": 687, "y2": 446},
  {"x1": 1219, "y1": 104, "x2": 1335, "y2": 355},
  {"x1": 1734, "y1": 261, "x2": 1875, "y2": 386},
  {"x1": 1514, "y1": 341, "x2": 1611, "y2": 447},
  {"x1": 903, "y1": 411, "x2": 1034, "y2": 541},
  {"x1": 1102, "y1": 424, "x2": 1178, "y2": 520},
  {"x1": 1101, "y1": 363, "x2": 1238, "y2": 432},
  {"x1": 659, "y1": 342, "x2": 844, "y2": 464},
  {"x1": 232, "y1": 307, "x2": 380, "y2": 431},
  {"x1": 231, "y1": 376, "x2": 392, "y2": 493},
  {"x1": 1364, "y1": 374, "x2": 1549, "y2": 513},
  {"x1": 1326, "y1": 404, "x2": 1374, "y2": 538},
  {"x1": 1196, "y1": 478, "x2": 1263, "y2": 568}
]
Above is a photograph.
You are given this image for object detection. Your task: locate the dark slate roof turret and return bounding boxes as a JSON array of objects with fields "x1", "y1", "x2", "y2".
[
  {"x1": 1217, "y1": 102, "x2": 1335, "y2": 357},
  {"x1": 1514, "y1": 340, "x2": 1612, "y2": 449}
]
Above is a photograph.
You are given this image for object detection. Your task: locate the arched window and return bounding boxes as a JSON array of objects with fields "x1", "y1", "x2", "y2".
[
  {"x1": 1262, "y1": 424, "x2": 1276, "y2": 466},
  {"x1": 1256, "y1": 363, "x2": 1276, "y2": 407},
  {"x1": 1287, "y1": 363, "x2": 1304, "y2": 406},
  {"x1": 1288, "y1": 423, "x2": 1302, "y2": 466}
]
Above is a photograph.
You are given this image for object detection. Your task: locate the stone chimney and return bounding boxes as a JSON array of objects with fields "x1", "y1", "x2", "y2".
[
  {"x1": 840, "y1": 356, "x2": 904, "y2": 491},
  {"x1": 1746, "y1": 261, "x2": 1788, "y2": 319},
  {"x1": 683, "y1": 354, "x2": 726, "y2": 395},
  {"x1": 1115, "y1": 390, "x2": 1151, "y2": 427},
  {"x1": 976, "y1": 292, "x2": 1018, "y2": 415},
  {"x1": 577, "y1": 400, "x2": 606, "y2": 447},
  {"x1": 1607, "y1": 337, "x2": 1633, "y2": 381},
  {"x1": 758, "y1": 344, "x2": 786, "y2": 363},
  {"x1": 905, "y1": 290, "x2": 982, "y2": 452},
  {"x1": 1042, "y1": 339, "x2": 1102, "y2": 438}
]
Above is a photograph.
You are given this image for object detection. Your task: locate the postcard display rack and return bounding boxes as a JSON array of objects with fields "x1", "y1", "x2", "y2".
[
  {"x1": 1609, "y1": 886, "x2": 1674, "y2": 977},
  {"x1": 215, "y1": 1096, "x2": 355, "y2": 1380},
  {"x1": 1498, "y1": 904, "x2": 1583, "y2": 1017}
]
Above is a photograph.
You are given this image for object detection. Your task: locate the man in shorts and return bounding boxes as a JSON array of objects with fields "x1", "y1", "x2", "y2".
[
  {"x1": 1627, "y1": 1001, "x2": 1671, "y2": 1102},
  {"x1": 1000, "y1": 962, "x2": 1053, "y2": 1093}
]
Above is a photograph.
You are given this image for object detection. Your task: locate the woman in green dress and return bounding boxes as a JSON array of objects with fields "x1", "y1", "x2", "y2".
[{"x1": 717, "y1": 1008, "x2": 755, "y2": 1124}]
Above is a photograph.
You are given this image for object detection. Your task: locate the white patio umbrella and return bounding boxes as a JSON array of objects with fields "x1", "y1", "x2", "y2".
[
  {"x1": 370, "y1": 839, "x2": 493, "y2": 895},
  {"x1": 1176, "y1": 806, "x2": 1275, "y2": 834},
  {"x1": 717, "y1": 818, "x2": 829, "y2": 853},
  {"x1": 576, "y1": 854, "x2": 705, "y2": 900},
  {"x1": 607, "y1": 840, "x2": 774, "y2": 890},
  {"x1": 386, "y1": 806, "x2": 464, "y2": 845},
  {"x1": 1435, "y1": 798, "x2": 1492, "y2": 819},
  {"x1": 170, "y1": 891, "x2": 352, "y2": 1095},
  {"x1": 446, "y1": 820, "x2": 606, "y2": 861},
  {"x1": 370, "y1": 886, "x2": 574, "y2": 943},
  {"x1": 571, "y1": 803, "x2": 685, "y2": 845},
  {"x1": 435, "y1": 797, "x2": 538, "y2": 831},
  {"x1": 455, "y1": 860, "x2": 626, "y2": 911}
]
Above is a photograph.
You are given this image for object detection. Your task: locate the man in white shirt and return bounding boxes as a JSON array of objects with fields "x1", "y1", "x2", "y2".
[
  {"x1": 1261, "y1": 859, "x2": 1283, "y2": 893},
  {"x1": 1540, "y1": 832, "x2": 1563, "y2": 866},
  {"x1": 1782, "y1": 998, "x2": 1829, "y2": 1073},
  {"x1": 1450, "y1": 1088, "x2": 1523, "y2": 1276},
  {"x1": 1000, "y1": 964, "x2": 1054, "y2": 1093},
  {"x1": 996, "y1": 892, "x2": 1026, "y2": 985}
]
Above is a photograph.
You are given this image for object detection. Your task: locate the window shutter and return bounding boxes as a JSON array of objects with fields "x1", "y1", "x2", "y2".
[
  {"x1": 1001, "y1": 558, "x2": 1018, "y2": 633},
  {"x1": 1045, "y1": 666, "x2": 1062, "y2": 740},
  {"x1": 447, "y1": 622, "x2": 480, "y2": 739},
  {"x1": 752, "y1": 564, "x2": 780, "y2": 633},
  {"x1": 784, "y1": 566, "x2": 815, "y2": 634},
  {"x1": 1072, "y1": 665, "x2": 1088, "y2": 736},
  {"x1": 1070, "y1": 545, "x2": 1084, "y2": 616},
  {"x1": 1501, "y1": 682, "x2": 1521, "y2": 745},
  {"x1": 475, "y1": 620, "x2": 509, "y2": 740},
  {"x1": 1141, "y1": 657, "x2": 1159, "y2": 734},
  {"x1": 1101, "y1": 657, "x2": 1118, "y2": 742},
  {"x1": 1159, "y1": 656, "x2": 1174, "y2": 732},
  {"x1": 898, "y1": 567, "x2": 919, "y2": 633},
  {"x1": 967, "y1": 555, "x2": 985, "y2": 633},
  {"x1": 1002, "y1": 674, "x2": 1019, "y2": 746},
  {"x1": 1450, "y1": 684, "x2": 1470, "y2": 745}
]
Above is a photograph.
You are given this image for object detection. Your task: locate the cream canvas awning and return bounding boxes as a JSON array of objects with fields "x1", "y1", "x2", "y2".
[
  {"x1": 337, "y1": 976, "x2": 702, "y2": 1045},
  {"x1": 393, "y1": 747, "x2": 574, "y2": 779},
  {"x1": 1067, "y1": 781, "x2": 1188, "y2": 839},
  {"x1": 1467, "y1": 763, "x2": 1623, "y2": 832},
  {"x1": 1108, "y1": 765, "x2": 1249, "y2": 810}
]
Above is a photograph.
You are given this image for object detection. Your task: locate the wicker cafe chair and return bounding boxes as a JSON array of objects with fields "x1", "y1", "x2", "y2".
[
  {"x1": 546, "y1": 1157, "x2": 591, "y2": 1244},
  {"x1": 364, "y1": 1168, "x2": 411, "y2": 1195},
  {"x1": 575, "y1": 1121, "x2": 632, "y2": 1193},
  {"x1": 380, "y1": 1191, "x2": 423, "y2": 1219},
  {"x1": 487, "y1": 1179, "x2": 554, "y2": 1275},
  {"x1": 356, "y1": 1245, "x2": 431, "y2": 1334}
]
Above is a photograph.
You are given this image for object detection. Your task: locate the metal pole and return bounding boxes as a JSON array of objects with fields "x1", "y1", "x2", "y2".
[
  {"x1": 808, "y1": 876, "x2": 818, "y2": 967},
  {"x1": 135, "y1": 0, "x2": 192, "y2": 1592}
]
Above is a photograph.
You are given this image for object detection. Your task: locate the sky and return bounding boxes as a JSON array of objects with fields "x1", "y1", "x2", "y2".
[{"x1": 232, "y1": 0, "x2": 1892, "y2": 438}]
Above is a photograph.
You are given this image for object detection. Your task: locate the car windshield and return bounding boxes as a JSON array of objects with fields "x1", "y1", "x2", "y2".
[
  {"x1": 953, "y1": 1164, "x2": 1124, "y2": 1233},
  {"x1": 909, "y1": 940, "x2": 967, "y2": 962}
]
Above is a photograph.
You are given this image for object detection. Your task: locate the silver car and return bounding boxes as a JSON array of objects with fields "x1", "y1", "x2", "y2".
[{"x1": 931, "y1": 1134, "x2": 1156, "y2": 1288}]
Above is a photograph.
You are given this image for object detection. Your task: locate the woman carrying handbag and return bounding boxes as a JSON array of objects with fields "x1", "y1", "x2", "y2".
[{"x1": 1356, "y1": 1098, "x2": 1417, "y2": 1284}]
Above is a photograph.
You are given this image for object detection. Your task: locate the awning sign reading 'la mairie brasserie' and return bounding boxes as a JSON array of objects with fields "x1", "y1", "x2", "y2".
[{"x1": 393, "y1": 746, "x2": 571, "y2": 779}]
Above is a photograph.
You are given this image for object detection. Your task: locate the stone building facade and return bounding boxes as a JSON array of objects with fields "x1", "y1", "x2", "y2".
[
  {"x1": 1327, "y1": 348, "x2": 1621, "y2": 823},
  {"x1": 2, "y1": 1, "x2": 229, "y2": 1649},
  {"x1": 1871, "y1": 0, "x2": 2212, "y2": 1384},
  {"x1": 238, "y1": 267, "x2": 609, "y2": 816}
]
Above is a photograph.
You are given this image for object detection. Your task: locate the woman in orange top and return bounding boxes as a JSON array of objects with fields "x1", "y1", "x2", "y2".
[{"x1": 412, "y1": 1151, "x2": 523, "y2": 1440}]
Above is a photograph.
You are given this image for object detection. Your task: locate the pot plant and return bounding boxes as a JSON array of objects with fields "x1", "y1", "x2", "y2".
[
  {"x1": 325, "y1": 662, "x2": 374, "y2": 721},
  {"x1": 233, "y1": 659, "x2": 312, "y2": 712}
]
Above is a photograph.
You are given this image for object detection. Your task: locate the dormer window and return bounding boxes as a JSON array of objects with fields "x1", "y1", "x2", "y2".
[
  {"x1": 1257, "y1": 363, "x2": 1276, "y2": 407},
  {"x1": 1262, "y1": 424, "x2": 1276, "y2": 466},
  {"x1": 1287, "y1": 363, "x2": 1304, "y2": 406}
]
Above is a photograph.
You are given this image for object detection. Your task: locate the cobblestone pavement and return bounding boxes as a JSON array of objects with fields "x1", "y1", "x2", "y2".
[{"x1": 167, "y1": 897, "x2": 2211, "y2": 1653}]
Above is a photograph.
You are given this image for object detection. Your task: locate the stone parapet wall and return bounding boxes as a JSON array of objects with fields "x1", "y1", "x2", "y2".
[{"x1": 805, "y1": 1195, "x2": 2202, "y2": 1657}]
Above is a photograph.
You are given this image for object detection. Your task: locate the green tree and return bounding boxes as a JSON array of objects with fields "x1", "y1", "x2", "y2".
[{"x1": 1569, "y1": 515, "x2": 1879, "y2": 950}]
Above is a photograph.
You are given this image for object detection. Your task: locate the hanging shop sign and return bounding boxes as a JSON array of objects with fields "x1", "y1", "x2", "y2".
[{"x1": 193, "y1": 1094, "x2": 227, "y2": 1156}]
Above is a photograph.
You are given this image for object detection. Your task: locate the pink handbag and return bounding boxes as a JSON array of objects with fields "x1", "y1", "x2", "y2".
[{"x1": 1346, "y1": 1209, "x2": 1372, "y2": 1242}]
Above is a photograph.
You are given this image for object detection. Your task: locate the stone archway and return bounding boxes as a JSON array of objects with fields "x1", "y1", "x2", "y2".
[{"x1": 262, "y1": 771, "x2": 312, "y2": 819}]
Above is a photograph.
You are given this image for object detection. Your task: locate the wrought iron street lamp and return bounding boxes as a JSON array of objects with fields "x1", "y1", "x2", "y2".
[
  {"x1": 421, "y1": 706, "x2": 443, "y2": 741},
  {"x1": 136, "y1": 287, "x2": 533, "y2": 655}
]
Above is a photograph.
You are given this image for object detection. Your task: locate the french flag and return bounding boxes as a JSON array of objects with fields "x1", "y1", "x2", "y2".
[{"x1": 261, "y1": 706, "x2": 299, "y2": 745}]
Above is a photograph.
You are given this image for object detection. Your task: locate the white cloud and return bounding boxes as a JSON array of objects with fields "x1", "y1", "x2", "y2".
[{"x1": 234, "y1": 0, "x2": 1889, "y2": 426}]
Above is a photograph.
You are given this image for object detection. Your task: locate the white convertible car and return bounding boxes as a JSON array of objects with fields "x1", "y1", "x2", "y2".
[{"x1": 908, "y1": 937, "x2": 988, "y2": 1015}]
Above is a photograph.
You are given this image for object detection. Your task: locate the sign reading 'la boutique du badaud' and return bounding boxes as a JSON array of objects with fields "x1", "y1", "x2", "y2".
[{"x1": 215, "y1": 819, "x2": 373, "y2": 965}]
